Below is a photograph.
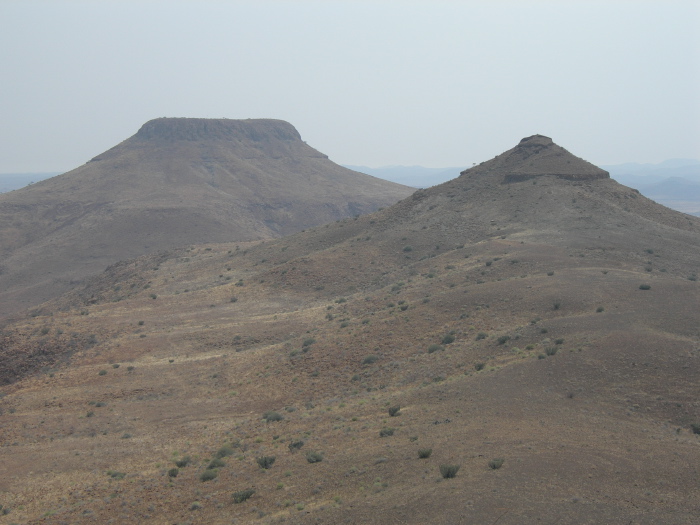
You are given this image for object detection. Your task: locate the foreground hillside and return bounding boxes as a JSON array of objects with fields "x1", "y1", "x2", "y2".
[
  {"x1": 0, "y1": 136, "x2": 698, "y2": 524},
  {"x1": 0, "y1": 118, "x2": 413, "y2": 319}
]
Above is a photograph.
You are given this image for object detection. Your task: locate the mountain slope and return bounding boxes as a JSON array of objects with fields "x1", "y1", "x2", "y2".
[
  {"x1": 0, "y1": 118, "x2": 413, "y2": 318},
  {"x1": 0, "y1": 135, "x2": 698, "y2": 524}
]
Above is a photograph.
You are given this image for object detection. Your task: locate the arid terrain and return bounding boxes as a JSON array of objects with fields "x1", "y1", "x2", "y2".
[
  {"x1": 0, "y1": 118, "x2": 413, "y2": 319},
  {"x1": 0, "y1": 135, "x2": 698, "y2": 524}
]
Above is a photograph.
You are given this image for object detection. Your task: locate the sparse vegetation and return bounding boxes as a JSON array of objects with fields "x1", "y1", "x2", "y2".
[
  {"x1": 263, "y1": 411, "x2": 284, "y2": 422},
  {"x1": 207, "y1": 458, "x2": 225, "y2": 469},
  {"x1": 418, "y1": 448, "x2": 432, "y2": 459},
  {"x1": 362, "y1": 354, "x2": 378, "y2": 365},
  {"x1": 98, "y1": 369, "x2": 107, "y2": 376},
  {"x1": 175, "y1": 455, "x2": 192, "y2": 468},
  {"x1": 476, "y1": 332, "x2": 487, "y2": 340},
  {"x1": 215, "y1": 445, "x2": 235, "y2": 458},
  {"x1": 475, "y1": 362, "x2": 485, "y2": 371},
  {"x1": 388, "y1": 406, "x2": 400, "y2": 417},
  {"x1": 439, "y1": 464, "x2": 460, "y2": 478},
  {"x1": 306, "y1": 451, "x2": 324, "y2": 463},
  {"x1": 167, "y1": 468, "x2": 179, "y2": 478},
  {"x1": 256, "y1": 456, "x2": 276, "y2": 469},
  {"x1": 379, "y1": 428, "x2": 394, "y2": 437},
  {"x1": 200, "y1": 469, "x2": 218, "y2": 482},
  {"x1": 441, "y1": 334, "x2": 455, "y2": 345},
  {"x1": 639, "y1": 284, "x2": 651, "y2": 290},
  {"x1": 288, "y1": 440, "x2": 305, "y2": 452},
  {"x1": 489, "y1": 458, "x2": 505, "y2": 469},
  {"x1": 232, "y1": 489, "x2": 255, "y2": 504},
  {"x1": 427, "y1": 344, "x2": 443, "y2": 353}
]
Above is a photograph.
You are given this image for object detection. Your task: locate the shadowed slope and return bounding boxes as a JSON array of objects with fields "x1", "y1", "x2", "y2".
[{"x1": 0, "y1": 118, "x2": 413, "y2": 318}]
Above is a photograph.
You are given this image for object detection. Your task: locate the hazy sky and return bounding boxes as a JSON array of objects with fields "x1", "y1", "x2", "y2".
[{"x1": 1, "y1": 0, "x2": 699, "y2": 173}]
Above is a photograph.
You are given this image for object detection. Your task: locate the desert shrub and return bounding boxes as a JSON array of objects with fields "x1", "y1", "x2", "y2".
[
  {"x1": 98, "y1": 370, "x2": 107, "y2": 376},
  {"x1": 200, "y1": 469, "x2": 218, "y2": 482},
  {"x1": 474, "y1": 362, "x2": 485, "y2": 371},
  {"x1": 439, "y1": 464, "x2": 460, "y2": 478},
  {"x1": 596, "y1": 306, "x2": 604, "y2": 313},
  {"x1": 302, "y1": 338, "x2": 316, "y2": 347},
  {"x1": 216, "y1": 445, "x2": 235, "y2": 458},
  {"x1": 208, "y1": 458, "x2": 225, "y2": 469},
  {"x1": 107, "y1": 470, "x2": 126, "y2": 479},
  {"x1": 175, "y1": 455, "x2": 192, "y2": 468},
  {"x1": 418, "y1": 448, "x2": 432, "y2": 459},
  {"x1": 639, "y1": 284, "x2": 651, "y2": 290},
  {"x1": 497, "y1": 335, "x2": 510, "y2": 345},
  {"x1": 555, "y1": 338, "x2": 564, "y2": 345},
  {"x1": 485, "y1": 261, "x2": 492, "y2": 266},
  {"x1": 476, "y1": 332, "x2": 487, "y2": 341},
  {"x1": 441, "y1": 334, "x2": 455, "y2": 345},
  {"x1": 488, "y1": 458, "x2": 505, "y2": 469},
  {"x1": 379, "y1": 428, "x2": 394, "y2": 437},
  {"x1": 256, "y1": 456, "x2": 276, "y2": 469},
  {"x1": 306, "y1": 451, "x2": 323, "y2": 463},
  {"x1": 427, "y1": 344, "x2": 443, "y2": 354},
  {"x1": 127, "y1": 366, "x2": 135, "y2": 372},
  {"x1": 232, "y1": 489, "x2": 255, "y2": 504},
  {"x1": 552, "y1": 301, "x2": 561, "y2": 310},
  {"x1": 388, "y1": 406, "x2": 400, "y2": 417},
  {"x1": 288, "y1": 440, "x2": 305, "y2": 453},
  {"x1": 688, "y1": 274, "x2": 697, "y2": 281},
  {"x1": 168, "y1": 468, "x2": 179, "y2": 478},
  {"x1": 547, "y1": 271, "x2": 554, "y2": 276},
  {"x1": 263, "y1": 411, "x2": 283, "y2": 422},
  {"x1": 691, "y1": 423, "x2": 700, "y2": 435},
  {"x1": 86, "y1": 411, "x2": 94, "y2": 418},
  {"x1": 545, "y1": 347, "x2": 558, "y2": 356},
  {"x1": 403, "y1": 246, "x2": 413, "y2": 252},
  {"x1": 362, "y1": 355, "x2": 378, "y2": 365}
]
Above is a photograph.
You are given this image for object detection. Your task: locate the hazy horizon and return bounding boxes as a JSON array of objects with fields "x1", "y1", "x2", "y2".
[{"x1": 1, "y1": 1, "x2": 699, "y2": 173}]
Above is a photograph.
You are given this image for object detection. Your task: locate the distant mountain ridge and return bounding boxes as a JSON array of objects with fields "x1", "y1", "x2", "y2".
[
  {"x1": 349, "y1": 156, "x2": 700, "y2": 215},
  {"x1": 0, "y1": 172, "x2": 60, "y2": 193},
  {"x1": 343, "y1": 164, "x2": 463, "y2": 188}
]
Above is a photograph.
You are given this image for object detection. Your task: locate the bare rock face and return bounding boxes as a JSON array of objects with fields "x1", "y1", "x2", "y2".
[{"x1": 461, "y1": 134, "x2": 610, "y2": 183}]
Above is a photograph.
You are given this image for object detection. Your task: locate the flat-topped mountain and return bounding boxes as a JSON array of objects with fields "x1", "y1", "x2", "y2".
[{"x1": 0, "y1": 118, "x2": 413, "y2": 318}]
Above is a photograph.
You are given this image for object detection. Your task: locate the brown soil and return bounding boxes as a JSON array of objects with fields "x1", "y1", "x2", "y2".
[{"x1": 0, "y1": 136, "x2": 698, "y2": 524}]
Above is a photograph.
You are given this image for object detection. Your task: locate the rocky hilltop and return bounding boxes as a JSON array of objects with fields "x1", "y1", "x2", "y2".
[
  {"x1": 0, "y1": 118, "x2": 413, "y2": 318},
  {"x1": 463, "y1": 134, "x2": 610, "y2": 183}
]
